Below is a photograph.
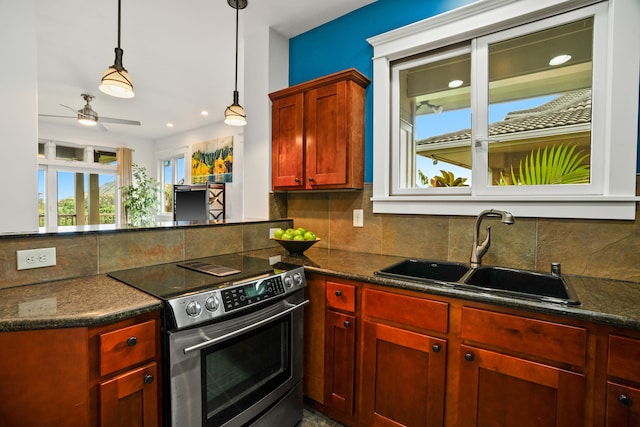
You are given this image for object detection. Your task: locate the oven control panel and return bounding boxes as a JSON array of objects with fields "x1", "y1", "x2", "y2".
[{"x1": 167, "y1": 266, "x2": 306, "y2": 329}]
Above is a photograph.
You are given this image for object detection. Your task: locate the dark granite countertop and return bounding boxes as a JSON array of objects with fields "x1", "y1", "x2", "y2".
[
  {"x1": 247, "y1": 247, "x2": 640, "y2": 330},
  {"x1": 2, "y1": 247, "x2": 638, "y2": 333},
  {"x1": 0, "y1": 275, "x2": 162, "y2": 332}
]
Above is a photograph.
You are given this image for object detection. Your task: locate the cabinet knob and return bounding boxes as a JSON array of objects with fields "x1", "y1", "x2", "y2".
[
  {"x1": 619, "y1": 394, "x2": 633, "y2": 407},
  {"x1": 144, "y1": 374, "x2": 154, "y2": 385},
  {"x1": 127, "y1": 336, "x2": 138, "y2": 347},
  {"x1": 464, "y1": 353, "x2": 474, "y2": 362},
  {"x1": 308, "y1": 177, "x2": 315, "y2": 182},
  {"x1": 295, "y1": 177, "x2": 300, "y2": 183},
  {"x1": 432, "y1": 344, "x2": 441, "y2": 353},
  {"x1": 335, "y1": 290, "x2": 342, "y2": 297},
  {"x1": 343, "y1": 320, "x2": 351, "y2": 328}
]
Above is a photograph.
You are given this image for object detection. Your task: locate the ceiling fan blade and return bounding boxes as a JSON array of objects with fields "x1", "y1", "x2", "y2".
[
  {"x1": 97, "y1": 122, "x2": 108, "y2": 132},
  {"x1": 39, "y1": 114, "x2": 75, "y2": 119},
  {"x1": 99, "y1": 116, "x2": 141, "y2": 126},
  {"x1": 60, "y1": 104, "x2": 78, "y2": 114}
]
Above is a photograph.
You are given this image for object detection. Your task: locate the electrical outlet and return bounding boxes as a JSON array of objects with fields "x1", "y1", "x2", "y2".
[
  {"x1": 269, "y1": 228, "x2": 280, "y2": 238},
  {"x1": 17, "y1": 248, "x2": 57, "y2": 270},
  {"x1": 353, "y1": 209, "x2": 364, "y2": 227}
]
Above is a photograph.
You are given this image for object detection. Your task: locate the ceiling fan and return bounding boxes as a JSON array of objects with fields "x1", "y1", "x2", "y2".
[{"x1": 39, "y1": 93, "x2": 141, "y2": 131}]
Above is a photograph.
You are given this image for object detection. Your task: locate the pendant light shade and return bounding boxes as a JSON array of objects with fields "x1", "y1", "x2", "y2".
[
  {"x1": 224, "y1": 0, "x2": 247, "y2": 126},
  {"x1": 100, "y1": 0, "x2": 134, "y2": 98}
]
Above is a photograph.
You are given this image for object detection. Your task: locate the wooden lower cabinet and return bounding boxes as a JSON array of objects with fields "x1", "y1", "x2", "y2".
[
  {"x1": 0, "y1": 328, "x2": 90, "y2": 427},
  {"x1": 361, "y1": 321, "x2": 447, "y2": 427},
  {"x1": 457, "y1": 344, "x2": 586, "y2": 426},
  {"x1": 301, "y1": 275, "x2": 640, "y2": 427},
  {"x1": 605, "y1": 334, "x2": 640, "y2": 426}
]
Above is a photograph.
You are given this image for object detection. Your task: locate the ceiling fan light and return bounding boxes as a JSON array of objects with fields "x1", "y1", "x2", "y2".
[
  {"x1": 77, "y1": 101, "x2": 98, "y2": 125},
  {"x1": 224, "y1": 102, "x2": 247, "y2": 126}
]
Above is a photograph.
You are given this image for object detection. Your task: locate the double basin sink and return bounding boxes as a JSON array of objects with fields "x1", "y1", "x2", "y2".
[{"x1": 375, "y1": 259, "x2": 580, "y2": 305}]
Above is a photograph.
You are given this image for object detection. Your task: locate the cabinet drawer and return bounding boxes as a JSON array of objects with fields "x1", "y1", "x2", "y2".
[
  {"x1": 461, "y1": 307, "x2": 586, "y2": 367},
  {"x1": 608, "y1": 335, "x2": 640, "y2": 383},
  {"x1": 99, "y1": 320, "x2": 156, "y2": 376},
  {"x1": 363, "y1": 288, "x2": 448, "y2": 334},
  {"x1": 326, "y1": 282, "x2": 356, "y2": 313}
]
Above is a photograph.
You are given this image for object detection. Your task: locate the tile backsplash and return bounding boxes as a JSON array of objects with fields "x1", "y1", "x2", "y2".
[
  {"x1": 0, "y1": 220, "x2": 291, "y2": 290},
  {"x1": 277, "y1": 182, "x2": 640, "y2": 283}
]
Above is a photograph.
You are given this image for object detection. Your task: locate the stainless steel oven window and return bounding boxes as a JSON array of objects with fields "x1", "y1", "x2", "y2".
[{"x1": 202, "y1": 315, "x2": 292, "y2": 426}]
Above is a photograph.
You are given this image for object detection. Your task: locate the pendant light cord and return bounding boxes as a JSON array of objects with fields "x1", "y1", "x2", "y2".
[
  {"x1": 233, "y1": 0, "x2": 239, "y2": 93},
  {"x1": 117, "y1": 0, "x2": 121, "y2": 49}
]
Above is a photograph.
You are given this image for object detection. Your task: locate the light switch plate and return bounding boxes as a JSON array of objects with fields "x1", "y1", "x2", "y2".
[{"x1": 353, "y1": 209, "x2": 364, "y2": 227}]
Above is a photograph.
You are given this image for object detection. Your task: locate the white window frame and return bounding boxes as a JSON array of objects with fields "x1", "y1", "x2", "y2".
[
  {"x1": 368, "y1": 0, "x2": 639, "y2": 219},
  {"x1": 155, "y1": 147, "x2": 187, "y2": 220},
  {"x1": 38, "y1": 141, "x2": 118, "y2": 230}
]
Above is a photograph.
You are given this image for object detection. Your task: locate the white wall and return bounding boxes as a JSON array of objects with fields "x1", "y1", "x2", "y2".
[
  {"x1": 0, "y1": 0, "x2": 39, "y2": 233},
  {"x1": 242, "y1": 26, "x2": 289, "y2": 219}
]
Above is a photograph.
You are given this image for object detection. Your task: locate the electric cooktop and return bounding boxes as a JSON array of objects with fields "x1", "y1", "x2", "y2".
[{"x1": 108, "y1": 253, "x2": 293, "y2": 300}]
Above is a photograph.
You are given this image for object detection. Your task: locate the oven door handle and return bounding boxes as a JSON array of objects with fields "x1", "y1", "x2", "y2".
[{"x1": 183, "y1": 299, "x2": 310, "y2": 354}]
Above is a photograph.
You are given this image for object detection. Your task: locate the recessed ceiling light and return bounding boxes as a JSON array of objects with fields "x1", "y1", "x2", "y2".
[
  {"x1": 201, "y1": 110, "x2": 209, "y2": 116},
  {"x1": 448, "y1": 79, "x2": 463, "y2": 88},
  {"x1": 166, "y1": 123, "x2": 174, "y2": 127},
  {"x1": 549, "y1": 54, "x2": 572, "y2": 66}
]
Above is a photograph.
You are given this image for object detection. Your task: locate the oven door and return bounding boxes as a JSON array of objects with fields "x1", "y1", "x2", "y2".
[{"x1": 168, "y1": 292, "x2": 307, "y2": 427}]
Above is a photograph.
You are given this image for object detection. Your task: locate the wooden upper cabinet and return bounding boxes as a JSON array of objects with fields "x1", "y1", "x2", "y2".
[{"x1": 269, "y1": 69, "x2": 370, "y2": 191}]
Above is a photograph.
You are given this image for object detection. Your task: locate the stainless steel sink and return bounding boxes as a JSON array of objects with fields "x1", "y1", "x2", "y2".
[
  {"x1": 374, "y1": 259, "x2": 469, "y2": 283},
  {"x1": 458, "y1": 266, "x2": 581, "y2": 305},
  {"x1": 375, "y1": 260, "x2": 581, "y2": 305}
]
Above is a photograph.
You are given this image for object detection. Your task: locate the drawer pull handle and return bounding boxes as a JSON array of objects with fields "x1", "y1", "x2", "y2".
[
  {"x1": 432, "y1": 344, "x2": 441, "y2": 353},
  {"x1": 464, "y1": 353, "x2": 474, "y2": 362},
  {"x1": 144, "y1": 374, "x2": 154, "y2": 385},
  {"x1": 335, "y1": 290, "x2": 342, "y2": 297},
  {"x1": 619, "y1": 394, "x2": 633, "y2": 407},
  {"x1": 127, "y1": 336, "x2": 138, "y2": 347},
  {"x1": 343, "y1": 320, "x2": 351, "y2": 328}
]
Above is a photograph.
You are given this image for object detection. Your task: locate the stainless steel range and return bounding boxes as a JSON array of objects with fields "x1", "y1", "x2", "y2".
[{"x1": 109, "y1": 253, "x2": 307, "y2": 427}]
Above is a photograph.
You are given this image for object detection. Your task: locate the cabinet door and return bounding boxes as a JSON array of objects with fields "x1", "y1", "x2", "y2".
[
  {"x1": 325, "y1": 310, "x2": 356, "y2": 415},
  {"x1": 272, "y1": 92, "x2": 305, "y2": 189},
  {"x1": 99, "y1": 362, "x2": 158, "y2": 427},
  {"x1": 303, "y1": 274, "x2": 326, "y2": 403},
  {"x1": 361, "y1": 321, "x2": 447, "y2": 427},
  {"x1": 606, "y1": 381, "x2": 640, "y2": 426},
  {"x1": 305, "y1": 81, "x2": 348, "y2": 187},
  {"x1": 458, "y1": 345, "x2": 585, "y2": 426}
]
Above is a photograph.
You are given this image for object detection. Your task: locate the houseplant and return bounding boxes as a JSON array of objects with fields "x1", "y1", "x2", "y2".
[{"x1": 121, "y1": 164, "x2": 160, "y2": 226}]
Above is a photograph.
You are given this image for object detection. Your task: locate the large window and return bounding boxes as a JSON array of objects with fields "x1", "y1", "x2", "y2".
[
  {"x1": 38, "y1": 141, "x2": 118, "y2": 229},
  {"x1": 369, "y1": 0, "x2": 639, "y2": 219}
]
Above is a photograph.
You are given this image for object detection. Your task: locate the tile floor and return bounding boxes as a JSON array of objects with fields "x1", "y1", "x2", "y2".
[{"x1": 298, "y1": 406, "x2": 345, "y2": 427}]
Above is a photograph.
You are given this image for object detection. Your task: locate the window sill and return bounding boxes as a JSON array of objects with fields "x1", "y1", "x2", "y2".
[{"x1": 371, "y1": 195, "x2": 638, "y2": 220}]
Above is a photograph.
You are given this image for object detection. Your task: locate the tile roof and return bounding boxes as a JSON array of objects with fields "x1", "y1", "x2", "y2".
[{"x1": 417, "y1": 89, "x2": 592, "y2": 147}]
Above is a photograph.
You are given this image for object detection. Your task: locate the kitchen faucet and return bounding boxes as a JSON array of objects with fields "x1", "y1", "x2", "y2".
[{"x1": 470, "y1": 209, "x2": 515, "y2": 268}]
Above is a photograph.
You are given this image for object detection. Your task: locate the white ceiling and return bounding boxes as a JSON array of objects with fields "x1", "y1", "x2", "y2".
[{"x1": 36, "y1": 0, "x2": 376, "y2": 141}]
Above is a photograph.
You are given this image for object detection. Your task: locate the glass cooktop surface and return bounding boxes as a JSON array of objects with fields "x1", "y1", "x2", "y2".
[{"x1": 108, "y1": 253, "x2": 285, "y2": 300}]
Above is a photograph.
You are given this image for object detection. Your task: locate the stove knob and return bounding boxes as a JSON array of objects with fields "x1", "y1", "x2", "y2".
[
  {"x1": 205, "y1": 296, "x2": 220, "y2": 312},
  {"x1": 293, "y1": 272, "x2": 303, "y2": 286},
  {"x1": 186, "y1": 301, "x2": 202, "y2": 317},
  {"x1": 283, "y1": 275, "x2": 294, "y2": 288}
]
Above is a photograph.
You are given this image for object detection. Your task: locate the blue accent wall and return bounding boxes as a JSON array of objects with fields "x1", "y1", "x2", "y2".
[{"x1": 289, "y1": 0, "x2": 640, "y2": 181}]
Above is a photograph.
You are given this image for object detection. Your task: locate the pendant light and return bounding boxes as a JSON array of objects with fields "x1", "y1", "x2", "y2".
[
  {"x1": 224, "y1": 0, "x2": 247, "y2": 126},
  {"x1": 99, "y1": 0, "x2": 135, "y2": 98}
]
